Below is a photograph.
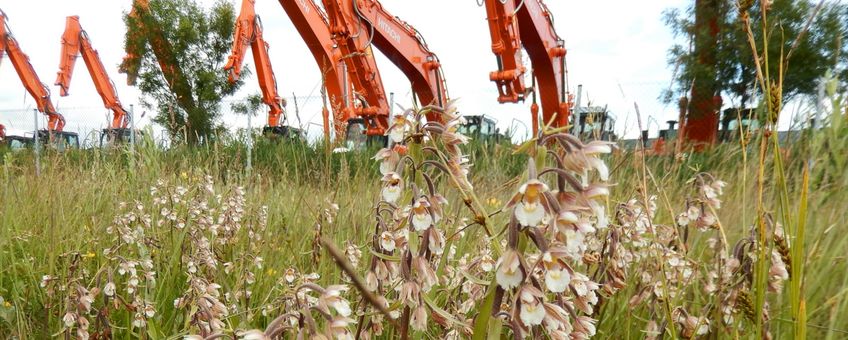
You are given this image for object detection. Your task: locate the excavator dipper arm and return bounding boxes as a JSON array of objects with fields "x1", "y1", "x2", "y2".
[
  {"x1": 225, "y1": 0, "x2": 286, "y2": 127},
  {"x1": 322, "y1": 0, "x2": 391, "y2": 134},
  {"x1": 484, "y1": 0, "x2": 569, "y2": 133},
  {"x1": 348, "y1": 0, "x2": 448, "y2": 123},
  {"x1": 56, "y1": 16, "x2": 130, "y2": 129},
  {"x1": 279, "y1": 0, "x2": 366, "y2": 136},
  {"x1": 1, "y1": 10, "x2": 65, "y2": 131}
]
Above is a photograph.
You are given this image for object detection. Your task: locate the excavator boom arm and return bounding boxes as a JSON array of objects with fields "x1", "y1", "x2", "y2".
[
  {"x1": 349, "y1": 0, "x2": 448, "y2": 122},
  {"x1": 278, "y1": 0, "x2": 353, "y2": 136},
  {"x1": 1, "y1": 10, "x2": 65, "y2": 131},
  {"x1": 484, "y1": 0, "x2": 569, "y2": 132},
  {"x1": 57, "y1": 16, "x2": 130, "y2": 129},
  {"x1": 225, "y1": 0, "x2": 285, "y2": 127},
  {"x1": 322, "y1": 0, "x2": 391, "y2": 134}
]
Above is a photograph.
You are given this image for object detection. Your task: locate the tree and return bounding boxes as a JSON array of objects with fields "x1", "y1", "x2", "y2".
[
  {"x1": 122, "y1": 0, "x2": 240, "y2": 144},
  {"x1": 664, "y1": 0, "x2": 848, "y2": 135}
]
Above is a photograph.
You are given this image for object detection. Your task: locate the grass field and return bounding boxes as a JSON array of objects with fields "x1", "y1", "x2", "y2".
[{"x1": 0, "y1": 105, "x2": 845, "y2": 339}]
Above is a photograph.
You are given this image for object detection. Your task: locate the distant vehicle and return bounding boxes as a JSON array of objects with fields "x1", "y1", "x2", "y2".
[
  {"x1": 37, "y1": 130, "x2": 80, "y2": 150},
  {"x1": 458, "y1": 115, "x2": 508, "y2": 143},
  {"x1": 571, "y1": 106, "x2": 617, "y2": 141},
  {"x1": 99, "y1": 128, "x2": 145, "y2": 148},
  {"x1": 262, "y1": 126, "x2": 306, "y2": 142},
  {"x1": 1, "y1": 135, "x2": 34, "y2": 150},
  {"x1": 345, "y1": 118, "x2": 387, "y2": 149}
]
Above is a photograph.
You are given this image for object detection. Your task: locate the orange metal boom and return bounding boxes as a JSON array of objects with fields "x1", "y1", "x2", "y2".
[
  {"x1": 279, "y1": 0, "x2": 387, "y2": 137},
  {"x1": 337, "y1": 0, "x2": 448, "y2": 123},
  {"x1": 0, "y1": 9, "x2": 65, "y2": 131},
  {"x1": 321, "y1": 0, "x2": 395, "y2": 134},
  {"x1": 225, "y1": 0, "x2": 286, "y2": 128},
  {"x1": 484, "y1": 0, "x2": 569, "y2": 134},
  {"x1": 56, "y1": 16, "x2": 130, "y2": 129}
]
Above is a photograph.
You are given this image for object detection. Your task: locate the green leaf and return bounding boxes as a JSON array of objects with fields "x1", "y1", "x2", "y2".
[{"x1": 471, "y1": 282, "x2": 500, "y2": 340}]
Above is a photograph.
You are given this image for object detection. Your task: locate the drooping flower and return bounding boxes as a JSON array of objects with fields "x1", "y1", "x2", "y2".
[
  {"x1": 517, "y1": 285, "x2": 546, "y2": 326},
  {"x1": 495, "y1": 249, "x2": 524, "y2": 289},
  {"x1": 386, "y1": 115, "x2": 410, "y2": 144},
  {"x1": 506, "y1": 179, "x2": 551, "y2": 227},
  {"x1": 411, "y1": 305, "x2": 429, "y2": 331},
  {"x1": 410, "y1": 198, "x2": 434, "y2": 232},
  {"x1": 380, "y1": 231, "x2": 396, "y2": 252},
  {"x1": 381, "y1": 172, "x2": 404, "y2": 204},
  {"x1": 373, "y1": 148, "x2": 400, "y2": 175},
  {"x1": 318, "y1": 285, "x2": 352, "y2": 317},
  {"x1": 545, "y1": 268, "x2": 571, "y2": 293}
]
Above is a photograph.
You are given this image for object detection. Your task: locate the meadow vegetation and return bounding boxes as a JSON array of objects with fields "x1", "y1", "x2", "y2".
[{"x1": 0, "y1": 95, "x2": 845, "y2": 339}]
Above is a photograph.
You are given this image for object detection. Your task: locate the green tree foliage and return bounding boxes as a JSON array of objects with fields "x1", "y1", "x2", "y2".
[
  {"x1": 123, "y1": 0, "x2": 240, "y2": 144},
  {"x1": 664, "y1": 0, "x2": 848, "y2": 107}
]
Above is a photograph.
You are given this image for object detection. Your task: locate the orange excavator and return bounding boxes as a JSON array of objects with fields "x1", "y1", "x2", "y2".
[
  {"x1": 1, "y1": 9, "x2": 78, "y2": 149},
  {"x1": 482, "y1": 0, "x2": 571, "y2": 135},
  {"x1": 321, "y1": 0, "x2": 449, "y2": 125},
  {"x1": 56, "y1": 16, "x2": 136, "y2": 144},
  {"x1": 225, "y1": 0, "x2": 304, "y2": 139},
  {"x1": 278, "y1": 0, "x2": 389, "y2": 145}
]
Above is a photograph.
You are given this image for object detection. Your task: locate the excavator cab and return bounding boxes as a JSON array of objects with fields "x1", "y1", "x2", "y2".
[
  {"x1": 99, "y1": 128, "x2": 145, "y2": 147},
  {"x1": 36, "y1": 130, "x2": 80, "y2": 150},
  {"x1": 345, "y1": 118, "x2": 387, "y2": 148},
  {"x1": 1, "y1": 135, "x2": 34, "y2": 150},
  {"x1": 262, "y1": 126, "x2": 306, "y2": 142},
  {"x1": 458, "y1": 115, "x2": 505, "y2": 143},
  {"x1": 572, "y1": 107, "x2": 617, "y2": 141}
]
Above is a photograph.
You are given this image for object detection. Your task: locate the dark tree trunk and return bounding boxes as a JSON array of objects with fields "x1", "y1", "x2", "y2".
[{"x1": 685, "y1": 0, "x2": 721, "y2": 148}]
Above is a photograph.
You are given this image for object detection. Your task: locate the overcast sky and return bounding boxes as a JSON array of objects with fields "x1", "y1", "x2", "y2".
[{"x1": 2, "y1": 0, "x2": 696, "y2": 140}]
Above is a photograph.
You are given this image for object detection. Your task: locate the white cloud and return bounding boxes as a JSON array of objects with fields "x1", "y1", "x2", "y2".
[{"x1": 1, "y1": 0, "x2": 687, "y2": 140}]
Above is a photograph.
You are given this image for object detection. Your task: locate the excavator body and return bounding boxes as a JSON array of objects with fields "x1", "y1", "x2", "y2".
[
  {"x1": 1, "y1": 8, "x2": 77, "y2": 149},
  {"x1": 57, "y1": 15, "x2": 141, "y2": 147},
  {"x1": 226, "y1": 0, "x2": 297, "y2": 140}
]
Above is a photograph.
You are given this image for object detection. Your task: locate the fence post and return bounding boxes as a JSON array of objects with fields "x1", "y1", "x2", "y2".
[
  {"x1": 33, "y1": 109, "x2": 41, "y2": 177},
  {"x1": 247, "y1": 109, "x2": 252, "y2": 173}
]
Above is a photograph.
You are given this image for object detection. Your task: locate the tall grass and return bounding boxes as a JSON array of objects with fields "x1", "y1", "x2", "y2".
[{"x1": 0, "y1": 119, "x2": 844, "y2": 338}]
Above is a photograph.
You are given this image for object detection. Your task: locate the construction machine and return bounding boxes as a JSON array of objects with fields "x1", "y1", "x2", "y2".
[
  {"x1": 56, "y1": 15, "x2": 140, "y2": 146},
  {"x1": 321, "y1": 0, "x2": 449, "y2": 126},
  {"x1": 482, "y1": 0, "x2": 571, "y2": 135},
  {"x1": 0, "y1": 124, "x2": 34, "y2": 150},
  {"x1": 1, "y1": 9, "x2": 79, "y2": 149},
  {"x1": 226, "y1": 0, "x2": 306, "y2": 141},
  {"x1": 572, "y1": 106, "x2": 617, "y2": 142},
  {"x1": 458, "y1": 115, "x2": 508, "y2": 143},
  {"x1": 278, "y1": 0, "x2": 390, "y2": 147}
]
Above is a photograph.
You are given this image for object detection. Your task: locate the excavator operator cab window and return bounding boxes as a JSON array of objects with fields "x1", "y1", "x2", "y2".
[
  {"x1": 458, "y1": 116, "x2": 481, "y2": 136},
  {"x1": 37, "y1": 130, "x2": 80, "y2": 151},
  {"x1": 4, "y1": 136, "x2": 33, "y2": 150},
  {"x1": 345, "y1": 118, "x2": 368, "y2": 150}
]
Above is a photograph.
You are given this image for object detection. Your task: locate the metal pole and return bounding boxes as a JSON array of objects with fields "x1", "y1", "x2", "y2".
[
  {"x1": 33, "y1": 109, "x2": 41, "y2": 177},
  {"x1": 247, "y1": 109, "x2": 252, "y2": 172},
  {"x1": 129, "y1": 104, "x2": 136, "y2": 152},
  {"x1": 389, "y1": 92, "x2": 395, "y2": 120}
]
